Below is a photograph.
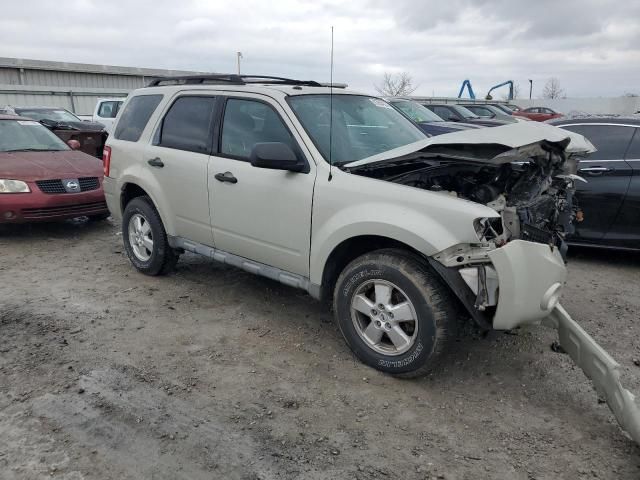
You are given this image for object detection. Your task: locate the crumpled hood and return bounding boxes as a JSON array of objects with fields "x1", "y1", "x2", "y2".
[
  {"x1": 345, "y1": 121, "x2": 596, "y2": 168},
  {"x1": 0, "y1": 150, "x2": 104, "y2": 180}
]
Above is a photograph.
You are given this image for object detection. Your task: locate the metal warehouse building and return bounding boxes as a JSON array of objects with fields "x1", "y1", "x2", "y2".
[{"x1": 0, "y1": 57, "x2": 207, "y2": 116}]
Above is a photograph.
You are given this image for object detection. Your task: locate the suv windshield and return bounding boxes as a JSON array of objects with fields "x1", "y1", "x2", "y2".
[
  {"x1": 0, "y1": 119, "x2": 69, "y2": 152},
  {"x1": 390, "y1": 100, "x2": 444, "y2": 123},
  {"x1": 288, "y1": 95, "x2": 425, "y2": 164},
  {"x1": 15, "y1": 108, "x2": 80, "y2": 123}
]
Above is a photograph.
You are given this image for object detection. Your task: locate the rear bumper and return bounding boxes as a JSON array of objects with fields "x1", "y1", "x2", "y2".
[
  {"x1": 544, "y1": 305, "x2": 640, "y2": 445},
  {"x1": 103, "y1": 177, "x2": 121, "y2": 222},
  {"x1": 0, "y1": 187, "x2": 108, "y2": 223}
]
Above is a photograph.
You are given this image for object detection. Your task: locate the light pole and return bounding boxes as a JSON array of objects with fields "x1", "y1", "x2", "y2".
[
  {"x1": 528, "y1": 79, "x2": 533, "y2": 99},
  {"x1": 237, "y1": 52, "x2": 243, "y2": 75}
]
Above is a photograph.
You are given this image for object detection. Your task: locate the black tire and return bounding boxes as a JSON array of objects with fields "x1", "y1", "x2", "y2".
[
  {"x1": 122, "y1": 196, "x2": 179, "y2": 275},
  {"x1": 333, "y1": 248, "x2": 460, "y2": 377}
]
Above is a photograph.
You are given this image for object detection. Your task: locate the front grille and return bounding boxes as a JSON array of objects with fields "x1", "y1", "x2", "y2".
[
  {"x1": 36, "y1": 177, "x2": 100, "y2": 194},
  {"x1": 78, "y1": 177, "x2": 99, "y2": 191},
  {"x1": 35, "y1": 179, "x2": 66, "y2": 194},
  {"x1": 21, "y1": 201, "x2": 108, "y2": 219},
  {"x1": 521, "y1": 223, "x2": 554, "y2": 245}
]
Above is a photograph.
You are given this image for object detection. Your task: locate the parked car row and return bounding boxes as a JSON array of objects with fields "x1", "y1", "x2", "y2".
[{"x1": 0, "y1": 91, "x2": 634, "y2": 251}]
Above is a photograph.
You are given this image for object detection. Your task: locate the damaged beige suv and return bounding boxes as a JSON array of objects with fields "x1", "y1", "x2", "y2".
[{"x1": 103, "y1": 75, "x2": 640, "y2": 443}]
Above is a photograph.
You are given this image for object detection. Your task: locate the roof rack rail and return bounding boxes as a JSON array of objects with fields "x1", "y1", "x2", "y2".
[
  {"x1": 146, "y1": 74, "x2": 323, "y2": 88},
  {"x1": 147, "y1": 75, "x2": 244, "y2": 87}
]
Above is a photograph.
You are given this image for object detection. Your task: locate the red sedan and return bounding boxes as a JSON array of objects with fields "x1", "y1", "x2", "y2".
[
  {"x1": 0, "y1": 114, "x2": 109, "y2": 223},
  {"x1": 513, "y1": 107, "x2": 563, "y2": 122}
]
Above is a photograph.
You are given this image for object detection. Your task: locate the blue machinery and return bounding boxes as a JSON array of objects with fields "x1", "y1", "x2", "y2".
[
  {"x1": 457, "y1": 79, "x2": 514, "y2": 100},
  {"x1": 457, "y1": 79, "x2": 476, "y2": 99}
]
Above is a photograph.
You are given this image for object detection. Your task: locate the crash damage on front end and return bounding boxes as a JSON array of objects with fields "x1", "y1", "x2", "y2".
[{"x1": 344, "y1": 122, "x2": 640, "y2": 444}]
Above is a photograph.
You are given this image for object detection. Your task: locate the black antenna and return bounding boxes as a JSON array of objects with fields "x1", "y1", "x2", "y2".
[{"x1": 328, "y1": 26, "x2": 334, "y2": 181}]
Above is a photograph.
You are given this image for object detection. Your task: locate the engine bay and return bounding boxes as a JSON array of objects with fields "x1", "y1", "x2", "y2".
[{"x1": 345, "y1": 146, "x2": 580, "y2": 258}]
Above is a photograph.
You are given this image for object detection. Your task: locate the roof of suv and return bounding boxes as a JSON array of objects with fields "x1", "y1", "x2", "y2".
[{"x1": 140, "y1": 75, "x2": 362, "y2": 98}]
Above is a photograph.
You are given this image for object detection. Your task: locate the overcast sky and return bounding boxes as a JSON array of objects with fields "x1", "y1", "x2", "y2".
[{"x1": 1, "y1": 0, "x2": 638, "y2": 98}]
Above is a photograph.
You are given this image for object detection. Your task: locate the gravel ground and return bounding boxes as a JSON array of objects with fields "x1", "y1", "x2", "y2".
[{"x1": 1, "y1": 218, "x2": 639, "y2": 480}]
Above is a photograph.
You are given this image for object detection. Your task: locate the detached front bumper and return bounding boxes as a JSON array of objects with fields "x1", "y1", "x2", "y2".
[
  {"x1": 432, "y1": 239, "x2": 640, "y2": 444},
  {"x1": 430, "y1": 239, "x2": 567, "y2": 330},
  {"x1": 488, "y1": 240, "x2": 566, "y2": 330},
  {"x1": 545, "y1": 305, "x2": 640, "y2": 445}
]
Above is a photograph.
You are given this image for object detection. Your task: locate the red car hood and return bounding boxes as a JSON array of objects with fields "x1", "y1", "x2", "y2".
[{"x1": 0, "y1": 150, "x2": 104, "y2": 181}]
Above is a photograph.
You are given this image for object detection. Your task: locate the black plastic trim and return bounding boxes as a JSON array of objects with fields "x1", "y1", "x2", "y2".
[{"x1": 427, "y1": 258, "x2": 493, "y2": 330}]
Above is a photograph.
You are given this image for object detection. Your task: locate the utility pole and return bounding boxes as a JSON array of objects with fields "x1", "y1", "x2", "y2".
[
  {"x1": 237, "y1": 52, "x2": 243, "y2": 75},
  {"x1": 528, "y1": 79, "x2": 533, "y2": 99}
]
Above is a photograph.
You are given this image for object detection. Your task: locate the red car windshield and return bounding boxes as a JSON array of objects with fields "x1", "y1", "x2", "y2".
[{"x1": 0, "y1": 120, "x2": 69, "y2": 152}]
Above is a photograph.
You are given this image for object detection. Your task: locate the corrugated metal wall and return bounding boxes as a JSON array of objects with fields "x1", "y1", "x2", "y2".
[
  {"x1": 19, "y1": 69, "x2": 146, "y2": 89},
  {"x1": 0, "y1": 58, "x2": 207, "y2": 116}
]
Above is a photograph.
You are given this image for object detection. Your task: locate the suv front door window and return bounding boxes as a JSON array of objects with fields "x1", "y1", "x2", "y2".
[{"x1": 209, "y1": 96, "x2": 315, "y2": 275}]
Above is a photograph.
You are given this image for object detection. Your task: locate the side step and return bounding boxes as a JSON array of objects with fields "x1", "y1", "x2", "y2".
[{"x1": 168, "y1": 236, "x2": 315, "y2": 293}]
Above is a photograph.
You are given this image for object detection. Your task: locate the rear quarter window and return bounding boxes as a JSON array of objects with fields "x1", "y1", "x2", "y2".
[{"x1": 114, "y1": 95, "x2": 163, "y2": 142}]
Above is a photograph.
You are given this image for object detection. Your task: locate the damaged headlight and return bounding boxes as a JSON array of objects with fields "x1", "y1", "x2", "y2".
[
  {"x1": 0, "y1": 179, "x2": 30, "y2": 193},
  {"x1": 473, "y1": 217, "x2": 503, "y2": 242}
]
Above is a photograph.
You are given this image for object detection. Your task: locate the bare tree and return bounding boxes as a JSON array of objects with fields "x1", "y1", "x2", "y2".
[
  {"x1": 542, "y1": 78, "x2": 565, "y2": 99},
  {"x1": 374, "y1": 72, "x2": 417, "y2": 96}
]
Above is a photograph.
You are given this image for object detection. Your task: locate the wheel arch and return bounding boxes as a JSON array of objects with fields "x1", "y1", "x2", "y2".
[
  {"x1": 119, "y1": 179, "x2": 176, "y2": 236},
  {"x1": 315, "y1": 234, "x2": 427, "y2": 303}
]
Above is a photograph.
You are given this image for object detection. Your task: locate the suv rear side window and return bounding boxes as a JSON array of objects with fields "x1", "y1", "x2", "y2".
[
  {"x1": 114, "y1": 95, "x2": 163, "y2": 142},
  {"x1": 158, "y1": 96, "x2": 216, "y2": 154},
  {"x1": 563, "y1": 124, "x2": 635, "y2": 160},
  {"x1": 220, "y1": 98, "x2": 297, "y2": 159}
]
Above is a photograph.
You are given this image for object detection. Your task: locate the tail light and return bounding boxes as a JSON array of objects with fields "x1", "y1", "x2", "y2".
[{"x1": 102, "y1": 146, "x2": 111, "y2": 177}]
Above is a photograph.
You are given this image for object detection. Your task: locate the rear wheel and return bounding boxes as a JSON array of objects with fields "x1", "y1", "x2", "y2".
[
  {"x1": 333, "y1": 249, "x2": 459, "y2": 377},
  {"x1": 122, "y1": 196, "x2": 178, "y2": 275}
]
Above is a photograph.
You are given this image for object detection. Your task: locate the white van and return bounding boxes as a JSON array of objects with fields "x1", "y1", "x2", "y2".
[{"x1": 92, "y1": 98, "x2": 126, "y2": 132}]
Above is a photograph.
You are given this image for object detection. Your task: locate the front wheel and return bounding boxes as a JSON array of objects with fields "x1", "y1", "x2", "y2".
[
  {"x1": 333, "y1": 249, "x2": 460, "y2": 377},
  {"x1": 122, "y1": 196, "x2": 178, "y2": 275}
]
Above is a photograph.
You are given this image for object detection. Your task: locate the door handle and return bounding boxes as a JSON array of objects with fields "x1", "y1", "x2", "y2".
[
  {"x1": 214, "y1": 171, "x2": 238, "y2": 184},
  {"x1": 147, "y1": 157, "x2": 164, "y2": 168},
  {"x1": 578, "y1": 166, "x2": 612, "y2": 176}
]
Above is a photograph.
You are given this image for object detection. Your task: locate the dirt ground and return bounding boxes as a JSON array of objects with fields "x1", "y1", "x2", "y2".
[{"x1": 1, "y1": 219, "x2": 639, "y2": 480}]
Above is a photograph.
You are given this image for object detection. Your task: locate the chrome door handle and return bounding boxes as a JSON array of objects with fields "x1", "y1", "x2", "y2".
[
  {"x1": 578, "y1": 167, "x2": 612, "y2": 175},
  {"x1": 214, "y1": 171, "x2": 238, "y2": 184}
]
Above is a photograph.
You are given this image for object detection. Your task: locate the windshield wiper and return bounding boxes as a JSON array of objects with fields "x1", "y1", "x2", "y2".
[{"x1": 3, "y1": 148, "x2": 59, "y2": 152}]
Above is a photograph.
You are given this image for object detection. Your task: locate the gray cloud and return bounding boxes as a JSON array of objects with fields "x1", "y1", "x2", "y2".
[{"x1": 0, "y1": 0, "x2": 638, "y2": 98}]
